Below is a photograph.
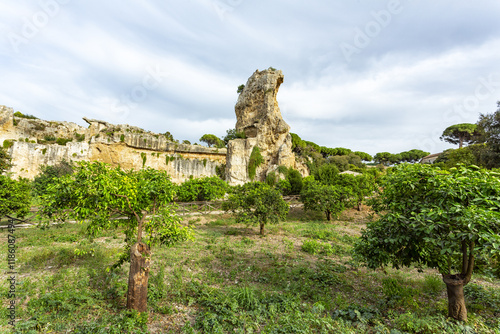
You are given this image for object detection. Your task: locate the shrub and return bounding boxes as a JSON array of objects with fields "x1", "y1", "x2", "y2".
[
  {"x1": 3, "y1": 140, "x2": 14, "y2": 149},
  {"x1": 13, "y1": 111, "x2": 38, "y2": 119},
  {"x1": 176, "y1": 176, "x2": 228, "y2": 202},
  {"x1": 248, "y1": 146, "x2": 264, "y2": 180},
  {"x1": 56, "y1": 137, "x2": 72, "y2": 146},
  {"x1": 33, "y1": 160, "x2": 74, "y2": 197}
]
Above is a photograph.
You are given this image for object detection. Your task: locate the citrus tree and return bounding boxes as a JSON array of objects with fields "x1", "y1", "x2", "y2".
[
  {"x1": 336, "y1": 173, "x2": 377, "y2": 211},
  {"x1": 300, "y1": 180, "x2": 352, "y2": 221},
  {"x1": 354, "y1": 163, "x2": 500, "y2": 321},
  {"x1": 224, "y1": 182, "x2": 289, "y2": 235},
  {"x1": 176, "y1": 176, "x2": 228, "y2": 202},
  {"x1": 0, "y1": 175, "x2": 31, "y2": 220},
  {"x1": 39, "y1": 161, "x2": 193, "y2": 312}
]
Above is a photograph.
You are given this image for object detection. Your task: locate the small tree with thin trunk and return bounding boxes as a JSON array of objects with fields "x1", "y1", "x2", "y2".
[
  {"x1": 354, "y1": 163, "x2": 500, "y2": 321},
  {"x1": 300, "y1": 180, "x2": 352, "y2": 221},
  {"x1": 224, "y1": 182, "x2": 289, "y2": 235},
  {"x1": 39, "y1": 161, "x2": 193, "y2": 312}
]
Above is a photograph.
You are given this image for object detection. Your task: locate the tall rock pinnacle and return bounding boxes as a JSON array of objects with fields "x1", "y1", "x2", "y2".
[{"x1": 226, "y1": 68, "x2": 306, "y2": 185}]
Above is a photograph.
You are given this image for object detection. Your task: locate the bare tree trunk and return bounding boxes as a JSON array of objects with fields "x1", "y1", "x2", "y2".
[
  {"x1": 326, "y1": 210, "x2": 332, "y2": 221},
  {"x1": 443, "y1": 274, "x2": 467, "y2": 321},
  {"x1": 127, "y1": 242, "x2": 151, "y2": 312},
  {"x1": 260, "y1": 222, "x2": 265, "y2": 235}
]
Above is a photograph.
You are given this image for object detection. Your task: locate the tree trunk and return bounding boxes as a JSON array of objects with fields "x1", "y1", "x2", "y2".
[
  {"x1": 443, "y1": 274, "x2": 467, "y2": 321},
  {"x1": 127, "y1": 242, "x2": 151, "y2": 312},
  {"x1": 260, "y1": 222, "x2": 265, "y2": 235},
  {"x1": 326, "y1": 211, "x2": 332, "y2": 221}
]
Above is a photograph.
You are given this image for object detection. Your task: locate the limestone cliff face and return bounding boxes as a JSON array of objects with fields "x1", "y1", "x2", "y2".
[
  {"x1": 226, "y1": 68, "x2": 308, "y2": 185},
  {"x1": 1, "y1": 106, "x2": 226, "y2": 183}
]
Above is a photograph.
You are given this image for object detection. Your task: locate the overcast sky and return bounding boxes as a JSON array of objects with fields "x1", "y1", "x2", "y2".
[{"x1": 1, "y1": 1, "x2": 499, "y2": 155}]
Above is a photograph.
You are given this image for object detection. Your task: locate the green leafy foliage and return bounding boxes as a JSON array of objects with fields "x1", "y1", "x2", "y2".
[
  {"x1": 336, "y1": 173, "x2": 377, "y2": 210},
  {"x1": 313, "y1": 163, "x2": 339, "y2": 185},
  {"x1": 176, "y1": 176, "x2": 229, "y2": 202},
  {"x1": 39, "y1": 161, "x2": 193, "y2": 249},
  {"x1": 3, "y1": 139, "x2": 14, "y2": 150},
  {"x1": 355, "y1": 163, "x2": 500, "y2": 274},
  {"x1": 440, "y1": 123, "x2": 480, "y2": 148},
  {"x1": 0, "y1": 174, "x2": 31, "y2": 218},
  {"x1": 200, "y1": 134, "x2": 224, "y2": 148},
  {"x1": 248, "y1": 146, "x2": 264, "y2": 180},
  {"x1": 13, "y1": 111, "x2": 38, "y2": 119},
  {"x1": 56, "y1": 137, "x2": 72, "y2": 146},
  {"x1": 33, "y1": 160, "x2": 74, "y2": 197},
  {"x1": 224, "y1": 182, "x2": 289, "y2": 235},
  {"x1": 222, "y1": 128, "x2": 246, "y2": 146},
  {"x1": 374, "y1": 150, "x2": 430, "y2": 165},
  {"x1": 0, "y1": 146, "x2": 12, "y2": 173},
  {"x1": 300, "y1": 180, "x2": 352, "y2": 221}
]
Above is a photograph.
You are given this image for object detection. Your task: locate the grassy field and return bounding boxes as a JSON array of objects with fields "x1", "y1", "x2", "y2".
[{"x1": 1, "y1": 206, "x2": 500, "y2": 333}]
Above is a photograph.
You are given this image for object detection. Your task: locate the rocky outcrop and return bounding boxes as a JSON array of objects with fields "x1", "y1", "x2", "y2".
[
  {"x1": 226, "y1": 68, "x2": 308, "y2": 185},
  {"x1": 0, "y1": 106, "x2": 226, "y2": 183}
]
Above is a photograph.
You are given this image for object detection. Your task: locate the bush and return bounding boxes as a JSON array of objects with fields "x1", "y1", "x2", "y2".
[
  {"x1": 176, "y1": 176, "x2": 228, "y2": 202},
  {"x1": 3, "y1": 140, "x2": 14, "y2": 149},
  {"x1": 248, "y1": 146, "x2": 264, "y2": 180},
  {"x1": 33, "y1": 161, "x2": 74, "y2": 197},
  {"x1": 56, "y1": 137, "x2": 72, "y2": 146},
  {"x1": 13, "y1": 111, "x2": 38, "y2": 119}
]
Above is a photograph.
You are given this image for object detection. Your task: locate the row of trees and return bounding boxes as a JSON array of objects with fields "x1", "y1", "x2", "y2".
[
  {"x1": 3, "y1": 142, "x2": 500, "y2": 322},
  {"x1": 373, "y1": 149, "x2": 430, "y2": 165}
]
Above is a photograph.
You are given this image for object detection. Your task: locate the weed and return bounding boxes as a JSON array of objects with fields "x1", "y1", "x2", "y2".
[{"x1": 422, "y1": 274, "x2": 444, "y2": 296}]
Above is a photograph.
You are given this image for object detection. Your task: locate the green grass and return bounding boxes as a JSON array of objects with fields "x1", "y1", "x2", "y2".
[{"x1": 1, "y1": 208, "x2": 499, "y2": 333}]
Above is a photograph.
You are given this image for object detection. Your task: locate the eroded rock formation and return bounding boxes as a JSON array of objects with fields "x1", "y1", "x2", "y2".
[
  {"x1": 226, "y1": 68, "x2": 307, "y2": 185},
  {"x1": 0, "y1": 106, "x2": 225, "y2": 183}
]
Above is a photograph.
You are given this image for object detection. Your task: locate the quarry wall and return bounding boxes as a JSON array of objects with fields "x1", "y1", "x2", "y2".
[{"x1": 0, "y1": 105, "x2": 226, "y2": 183}]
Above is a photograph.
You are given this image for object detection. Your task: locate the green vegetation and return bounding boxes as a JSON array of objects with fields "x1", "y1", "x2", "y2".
[
  {"x1": 176, "y1": 176, "x2": 228, "y2": 202},
  {"x1": 74, "y1": 132, "x2": 86, "y2": 142},
  {"x1": 224, "y1": 182, "x2": 289, "y2": 235},
  {"x1": 3, "y1": 140, "x2": 14, "y2": 150},
  {"x1": 38, "y1": 161, "x2": 193, "y2": 312},
  {"x1": 199, "y1": 134, "x2": 224, "y2": 148},
  {"x1": 13, "y1": 111, "x2": 38, "y2": 119},
  {"x1": 56, "y1": 137, "x2": 72, "y2": 146},
  {"x1": 0, "y1": 146, "x2": 12, "y2": 173},
  {"x1": 237, "y1": 84, "x2": 245, "y2": 94},
  {"x1": 440, "y1": 123, "x2": 481, "y2": 148},
  {"x1": 248, "y1": 146, "x2": 264, "y2": 180},
  {"x1": 0, "y1": 174, "x2": 31, "y2": 219},
  {"x1": 355, "y1": 164, "x2": 500, "y2": 321},
  {"x1": 33, "y1": 160, "x2": 73, "y2": 197},
  {"x1": 2, "y1": 203, "x2": 499, "y2": 332},
  {"x1": 300, "y1": 180, "x2": 352, "y2": 221},
  {"x1": 373, "y1": 149, "x2": 430, "y2": 165},
  {"x1": 222, "y1": 128, "x2": 246, "y2": 146}
]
